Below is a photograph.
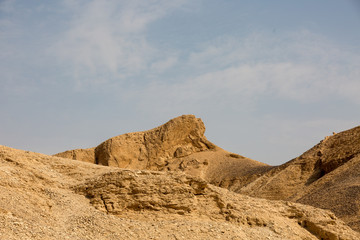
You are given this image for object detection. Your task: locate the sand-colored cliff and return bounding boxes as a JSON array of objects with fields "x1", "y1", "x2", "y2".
[
  {"x1": 1, "y1": 145, "x2": 358, "y2": 239},
  {"x1": 54, "y1": 115, "x2": 360, "y2": 233}
]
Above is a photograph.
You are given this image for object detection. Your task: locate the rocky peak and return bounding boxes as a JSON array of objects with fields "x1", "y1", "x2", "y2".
[
  {"x1": 95, "y1": 115, "x2": 216, "y2": 170},
  {"x1": 316, "y1": 126, "x2": 360, "y2": 174},
  {"x1": 55, "y1": 114, "x2": 269, "y2": 194}
]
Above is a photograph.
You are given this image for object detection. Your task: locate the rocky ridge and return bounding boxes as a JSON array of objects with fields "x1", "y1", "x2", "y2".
[
  {"x1": 237, "y1": 126, "x2": 360, "y2": 232},
  {"x1": 55, "y1": 147, "x2": 95, "y2": 164},
  {"x1": 56, "y1": 115, "x2": 215, "y2": 168},
  {"x1": 55, "y1": 115, "x2": 360, "y2": 233},
  {"x1": 55, "y1": 115, "x2": 270, "y2": 189},
  {"x1": 1, "y1": 145, "x2": 359, "y2": 239}
]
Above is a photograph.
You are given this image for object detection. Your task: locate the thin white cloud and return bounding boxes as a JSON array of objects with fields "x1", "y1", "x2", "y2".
[
  {"x1": 150, "y1": 56, "x2": 178, "y2": 73},
  {"x1": 167, "y1": 31, "x2": 360, "y2": 105},
  {"x1": 51, "y1": 0, "x2": 189, "y2": 86},
  {"x1": 131, "y1": 29, "x2": 360, "y2": 164}
]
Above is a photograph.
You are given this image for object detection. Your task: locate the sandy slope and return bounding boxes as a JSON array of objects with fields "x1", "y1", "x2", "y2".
[
  {"x1": 54, "y1": 115, "x2": 360, "y2": 233},
  {"x1": 238, "y1": 126, "x2": 360, "y2": 232},
  {"x1": 55, "y1": 115, "x2": 271, "y2": 193},
  {"x1": 1, "y1": 145, "x2": 359, "y2": 239}
]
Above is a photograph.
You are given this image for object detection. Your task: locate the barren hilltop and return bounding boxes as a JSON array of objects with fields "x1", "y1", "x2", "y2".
[
  {"x1": 55, "y1": 115, "x2": 271, "y2": 188},
  {"x1": 1, "y1": 115, "x2": 359, "y2": 239}
]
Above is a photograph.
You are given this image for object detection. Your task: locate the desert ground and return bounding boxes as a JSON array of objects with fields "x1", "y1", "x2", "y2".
[{"x1": 1, "y1": 115, "x2": 359, "y2": 239}]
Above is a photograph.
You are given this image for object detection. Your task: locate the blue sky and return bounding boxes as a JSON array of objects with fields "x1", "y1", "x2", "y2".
[{"x1": 1, "y1": 0, "x2": 359, "y2": 165}]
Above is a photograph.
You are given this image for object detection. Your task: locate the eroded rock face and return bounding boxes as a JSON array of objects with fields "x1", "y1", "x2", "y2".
[
  {"x1": 2, "y1": 145, "x2": 360, "y2": 239},
  {"x1": 229, "y1": 126, "x2": 360, "y2": 196},
  {"x1": 73, "y1": 169, "x2": 359, "y2": 240},
  {"x1": 53, "y1": 115, "x2": 360, "y2": 233},
  {"x1": 316, "y1": 126, "x2": 360, "y2": 174},
  {"x1": 238, "y1": 125, "x2": 360, "y2": 232},
  {"x1": 94, "y1": 115, "x2": 216, "y2": 170},
  {"x1": 74, "y1": 171, "x2": 208, "y2": 215},
  {"x1": 54, "y1": 148, "x2": 95, "y2": 164},
  {"x1": 54, "y1": 114, "x2": 269, "y2": 191}
]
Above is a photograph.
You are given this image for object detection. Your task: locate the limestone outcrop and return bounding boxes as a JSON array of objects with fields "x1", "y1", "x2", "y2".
[
  {"x1": 54, "y1": 115, "x2": 360, "y2": 232},
  {"x1": 55, "y1": 115, "x2": 270, "y2": 187},
  {"x1": 94, "y1": 115, "x2": 216, "y2": 170},
  {"x1": 55, "y1": 115, "x2": 216, "y2": 168},
  {"x1": 237, "y1": 126, "x2": 360, "y2": 232},
  {"x1": 1, "y1": 145, "x2": 359, "y2": 240},
  {"x1": 54, "y1": 148, "x2": 95, "y2": 164}
]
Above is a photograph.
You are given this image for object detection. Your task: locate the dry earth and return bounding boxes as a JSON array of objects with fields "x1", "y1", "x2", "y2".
[
  {"x1": 56, "y1": 115, "x2": 360, "y2": 233},
  {"x1": 1, "y1": 145, "x2": 359, "y2": 239},
  {"x1": 237, "y1": 126, "x2": 360, "y2": 232},
  {"x1": 55, "y1": 115, "x2": 272, "y2": 192}
]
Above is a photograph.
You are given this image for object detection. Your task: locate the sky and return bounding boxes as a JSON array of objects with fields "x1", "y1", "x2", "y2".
[{"x1": 1, "y1": 0, "x2": 360, "y2": 165}]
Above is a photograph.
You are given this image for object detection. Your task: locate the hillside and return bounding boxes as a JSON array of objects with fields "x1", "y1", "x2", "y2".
[
  {"x1": 55, "y1": 115, "x2": 271, "y2": 190},
  {"x1": 1, "y1": 145, "x2": 359, "y2": 239},
  {"x1": 55, "y1": 115, "x2": 360, "y2": 233},
  {"x1": 237, "y1": 126, "x2": 360, "y2": 232}
]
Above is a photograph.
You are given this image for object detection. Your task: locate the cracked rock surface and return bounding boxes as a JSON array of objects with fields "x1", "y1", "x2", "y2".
[
  {"x1": 1, "y1": 145, "x2": 359, "y2": 239},
  {"x1": 55, "y1": 115, "x2": 360, "y2": 233}
]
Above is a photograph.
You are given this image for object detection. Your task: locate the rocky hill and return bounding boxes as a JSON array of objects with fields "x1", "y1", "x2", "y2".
[
  {"x1": 1, "y1": 145, "x2": 359, "y2": 239},
  {"x1": 55, "y1": 115, "x2": 360, "y2": 233},
  {"x1": 237, "y1": 126, "x2": 360, "y2": 232},
  {"x1": 55, "y1": 115, "x2": 271, "y2": 190}
]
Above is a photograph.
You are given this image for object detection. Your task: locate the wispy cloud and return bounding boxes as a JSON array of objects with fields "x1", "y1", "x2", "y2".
[
  {"x1": 51, "y1": 0, "x2": 189, "y2": 86},
  {"x1": 1, "y1": 1, "x2": 359, "y2": 165},
  {"x1": 138, "y1": 30, "x2": 360, "y2": 111}
]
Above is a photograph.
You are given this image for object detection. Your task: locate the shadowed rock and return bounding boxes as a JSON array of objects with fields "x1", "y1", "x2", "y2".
[
  {"x1": 55, "y1": 115, "x2": 270, "y2": 189},
  {"x1": 54, "y1": 115, "x2": 360, "y2": 232},
  {"x1": 94, "y1": 115, "x2": 216, "y2": 169},
  {"x1": 3, "y1": 145, "x2": 359, "y2": 239},
  {"x1": 237, "y1": 126, "x2": 360, "y2": 232},
  {"x1": 54, "y1": 148, "x2": 95, "y2": 164}
]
